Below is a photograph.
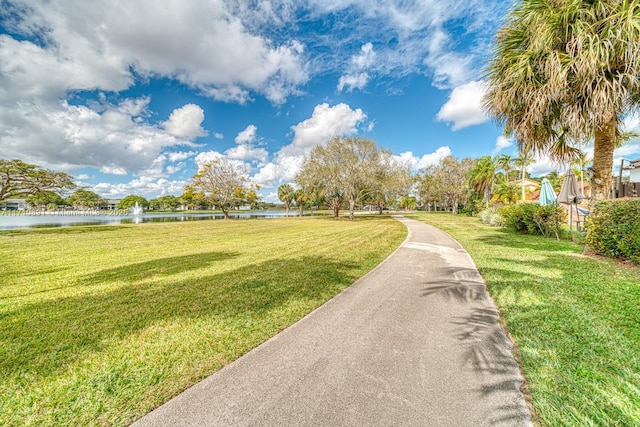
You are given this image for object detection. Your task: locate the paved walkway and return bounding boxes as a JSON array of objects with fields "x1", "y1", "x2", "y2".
[{"x1": 133, "y1": 216, "x2": 532, "y2": 426}]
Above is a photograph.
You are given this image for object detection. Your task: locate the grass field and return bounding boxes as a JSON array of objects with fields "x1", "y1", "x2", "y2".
[
  {"x1": 0, "y1": 216, "x2": 406, "y2": 426},
  {"x1": 408, "y1": 213, "x2": 639, "y2": 426}
]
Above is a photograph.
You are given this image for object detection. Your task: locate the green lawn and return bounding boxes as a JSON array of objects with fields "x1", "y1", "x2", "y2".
[
  {"x1": 0, "y1": 216, "x2": 406, "y2": 426},
  {"x1": 407, "y1": 212, "x2": 639, "y2": 426}
]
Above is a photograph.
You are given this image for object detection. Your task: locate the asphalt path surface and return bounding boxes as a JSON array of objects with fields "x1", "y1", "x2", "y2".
[{"x1": 133, "y1": 216, "x2": 533, "y2": 426}]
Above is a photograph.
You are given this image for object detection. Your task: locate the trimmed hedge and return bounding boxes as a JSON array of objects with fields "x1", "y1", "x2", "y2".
[
  {"x1": 499, "y1": 203, "x2": 566, "y2": 239},
  {"x1": 585, "y1": 198, "x2": 640, "y2": 264}
]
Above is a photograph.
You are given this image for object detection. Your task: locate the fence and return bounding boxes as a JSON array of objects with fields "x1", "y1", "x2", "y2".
[{"x1": 617, "y1": 182, "x2": 640, "y2": 198}]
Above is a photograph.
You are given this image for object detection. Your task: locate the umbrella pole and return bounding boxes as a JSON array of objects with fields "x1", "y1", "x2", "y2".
[{"x1": 569, "y1": 204, "x2": 573, "y2": 232}]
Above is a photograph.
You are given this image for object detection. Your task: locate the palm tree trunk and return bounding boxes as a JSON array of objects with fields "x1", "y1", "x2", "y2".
[
  {"x1": 592, "y1": 115, "x2": 617, "y2": 202},
  {"x1": 484, "y1": 185, "x2": 491, "y2": 208},
  {"x1": 521, "y1": 165, "x2": 525, "y2": 201}
]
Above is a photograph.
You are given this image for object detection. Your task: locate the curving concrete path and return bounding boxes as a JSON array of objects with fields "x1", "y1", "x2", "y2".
[{"x1": 132, "y1": 216, "x2": 533, "y2": 426}]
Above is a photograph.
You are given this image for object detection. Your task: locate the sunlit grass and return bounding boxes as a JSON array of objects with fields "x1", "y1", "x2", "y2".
[
  {"x1": 408, "y1": 212, "x2": 639, "y2": 426},
  {"x1": 0, "y1": 216, "x2": 405, "y2": 426}
]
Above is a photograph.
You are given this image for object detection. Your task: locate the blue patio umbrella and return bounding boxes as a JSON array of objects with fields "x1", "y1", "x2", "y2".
[{"x1": 539, "y1": 178, "x2": 557, "y2": 205}]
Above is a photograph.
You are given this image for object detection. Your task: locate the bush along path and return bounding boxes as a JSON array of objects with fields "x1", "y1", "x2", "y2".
[{"x1": 410, "y1": 212, "x2": 640, "y2": 426}]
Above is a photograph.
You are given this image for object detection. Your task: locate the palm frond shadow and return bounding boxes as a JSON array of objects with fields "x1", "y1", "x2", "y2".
[
  {"x1": 420, "y1": 266, "x2": 487, "y2": 302},
  {"x1": 419, "y1": 266, "x2": 532, "y2": 426}
]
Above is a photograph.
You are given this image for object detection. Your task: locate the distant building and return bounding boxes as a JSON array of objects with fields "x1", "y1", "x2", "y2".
[
  {"x1": 512, "y1": 178, "x2": 540, "y2": 201},
  {"x1": 2, "y1": 198, "x2": 28, "y2": 210},
  {"x1": 101, "y1": 199, "x2": 120, "y2": 210},
  {"x1": 623, "y1": 158, "x2": 640, "y2": 182}
]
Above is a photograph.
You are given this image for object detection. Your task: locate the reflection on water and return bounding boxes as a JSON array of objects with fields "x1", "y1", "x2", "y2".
[{"x1": 0, "y1": 211, "x2": 303, "y2": 230}]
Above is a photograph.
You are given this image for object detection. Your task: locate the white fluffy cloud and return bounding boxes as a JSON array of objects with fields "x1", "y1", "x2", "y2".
[
  {"x1": 283, "y1": 103, "x2": 367, "y2": 157},
  {"x1": 0, "y1": 0, "x2": 308, "y2": 182},
  {"x1": 100, "y1": 165, "x2": 128, "y2": 176},
  {"x1": 337, "y1": 73, "x2": 370, "y2": 92},
  {"x1": 88, "y1": 153, "x2": 194, "y2": 198},
  {"x1": 0, "y1": 98, "x2": 202, "y2": 174},
  {"x1": 0, "y1": 98, "x2": 203, "y2": 173},
  {"x1": 235, "y1": 125, "x2": 257, "y2": 144},
  {"x1": 227, "y1": 125, "x2": 268, "y2": 163},
  {"x1": 252, "y1": 103, "x2": 368, "y2": 187},
  {"x1": 168, "y1": 151, "x2": 197, "y2": 162},
  {"x1": 93, "y1": 177, "x2": 188, "y2": 199},
  {"x1": 493, "y1": 136, "x2": 514, "y2": 154},
  {"x1": 163, "y1": 104, "x2": 208, "y2": 138},
  {"x1": 252, "y1": 154, "x2": 304, "y2": 187},
  {"x1": 226, "y1": 144, "x2": 269, "y2": 164},
  {"x1": 396, "y1": 146, "x2": 452, "y2": 171},
  {"x1": 436, "y1": 81, "x2": 488, "y2": 130},
  {"x1": 337, "y1": 43, "x2": 376, "y2": 92},
  {"x1": 0, "y1": 0, "x2": 308, "y2": 104}
]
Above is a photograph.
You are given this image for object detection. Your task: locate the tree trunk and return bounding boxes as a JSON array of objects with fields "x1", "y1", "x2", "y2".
[
  {"x1": 484, "y1": 185, "x2": 491, "y2": 208},
  {"x1": 222, "y1": 208, "x2": 229, "y2": 219},
  {"x1": 299, "y1": 205, "x2": 304, "y2": 216},
  {"x1": 285, "y1": 204, "x2": 289, "y2": 217},
  {"x1": 349, "y1": 199, "x2": 355, "y2": 220},
  {"x1": 592, "y1": 115, "x2": 617, "y2": 202},
  {"x1": 521, "y1": 166, "x2": 525, "y2": 201}
]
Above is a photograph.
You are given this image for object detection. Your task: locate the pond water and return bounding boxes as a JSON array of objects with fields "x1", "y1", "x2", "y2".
[{"x1": 0, "y1": 211, "x2": 303, "y2": 230}]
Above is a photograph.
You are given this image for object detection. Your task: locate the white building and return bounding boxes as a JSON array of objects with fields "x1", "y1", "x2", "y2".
[
  {"x1": 624, "y1": 158, "x2": 640, "y2": 182},
  {"x1": 2, "y1": 198, "x2": 28, "y2": 210}
]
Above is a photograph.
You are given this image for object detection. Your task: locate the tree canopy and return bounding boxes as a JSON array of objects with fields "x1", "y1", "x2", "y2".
[
  {"x1": 366, "y1": 150, "x2": 412, "y2": 214},
  {"x1": 296, "y1": 136, "x2": 404, "y2": 219},
  {"x1": 277, "y1": 183, "x2": 295, "y2": 217},
  {"x1": 416, "y1": 156, "x2": 474, "y2": 214},
  {"x1": 67, "y1": 189, "x2": 106, "y2": 209},
  {"x1": 117, "y1": 195, "x2": 149, "y2": 210},
  {"x1": 293, "y1": 188, "x2": 311, "y2": 216},
  {"x1": 190, "y1": 157, "x2": 258, "y2": 219},
  {"x1": 484, "y1": 0, "x2": 640, "y2": 201},
  {"x1": 149, "y1": 195, "x2": 181, "y2": 211},
  {"x1": 467, "y1": 155, "x2": 496, "y2": 209},
  {"x1": 0, "y1": 159, "x2": 75, "y2": 201},
  {"x1": 26, "y1": 191, "x2": 68, "y2": 210}
]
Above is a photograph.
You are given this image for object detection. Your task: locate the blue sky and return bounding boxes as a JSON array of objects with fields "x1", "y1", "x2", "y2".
[{"x1": 1, "y1": 0, "x2": 639, "y2": 202}]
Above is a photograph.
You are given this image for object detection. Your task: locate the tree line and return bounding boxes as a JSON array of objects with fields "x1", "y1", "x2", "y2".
[{"x1": 0, "y1": 142, "x2": 605, "y2": 218}]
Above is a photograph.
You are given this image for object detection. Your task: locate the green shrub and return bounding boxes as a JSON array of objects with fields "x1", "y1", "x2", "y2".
[
  {"x1": 533, "y1": 204, "x2": 567, "y2": 240},
  {"x1": 585, "y1": 199, "x2": 640, "y2": 263},
  {"x1": 499, "y1": 203, "x2": 566, "y2": 239},
  {"x1": 478, "y1": 208, "x2": 504, "y2": 227},
  {"x1": 499, "y1": 203, "x2": 538, "y2": 234}
]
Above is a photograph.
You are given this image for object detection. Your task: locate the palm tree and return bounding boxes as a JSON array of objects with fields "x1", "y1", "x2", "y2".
[
  {"x1": 293, "y1": 188, "x2": 308, "y2": 216},
  {"x1": 494, "y1": 181, "x2": 519, "y2": 205},
  {"x1": 513, "y1": 150, "x2": 534, "y2": 201},
  {"x1": 570, "y1": 150, "x2": 592, "y2": 197},
  {"x1": 277, "y1": 183, "x2": 295, "y2": 217},
  {"x1": 494, "y1": 154, "x2": 513, "y2": 184},
  {"x1": 484, "y1": 0, "x2": 640, "y2": 202},
  {"x1": 399, "y1": 195, "x2": 417, "y2": 211},
  {"x1": 468, "y1": 155, "x2": 496, "y2": 209},
  {"x1": 544, "y1": 170, "x2": 563, "y2": 192}
]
